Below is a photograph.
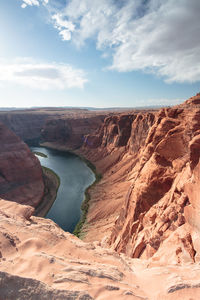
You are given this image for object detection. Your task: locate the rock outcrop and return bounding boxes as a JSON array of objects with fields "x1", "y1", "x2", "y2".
[
  {"x1": 0, "y1": 108, "x2": 107, "y2": 145},
  {"x1": 69, "y1": 94, "x2": 200, "y2": 267},
  {"x1": 41, "y1": 114, "x2": 105, "y2": 149},
  {"x1": 1, "y1": 198, "x2": 200, "y2": 300},
  {"x1": 38, "y1": 94, "x2": 200, "y2": 267},
  {"x1": 107, "y1": 98, "x2": 200, "y2": 264},
  {"x1": 74, "y1": 111, "x2": 156, "y2": 242},
  {"x1": 0, "y1": 111, "x2": 50, "y2": 144},
  {"x1": 0, "y1": 122, "x2": 44, "y2": 207},
  {"x1": 31, "y1": 95, "x2": 200, "y2": 265},
  {"x1": 1, "y1": 95, "x2": 200, "y2": 298}
]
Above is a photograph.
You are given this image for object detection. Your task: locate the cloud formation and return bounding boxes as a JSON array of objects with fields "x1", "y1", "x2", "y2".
[
  {"x1": 21, "y1": 0, "x2": 48, "y2": 8},
  {"x1": 0, "y1": 58, "x2": 87, "y2": 89},
  {"x1": 48, "y1": 0, "x2": 200, "y2": 83},
  {"x1": 52, "y1": 14, "x2": 75, "y2": 41}
]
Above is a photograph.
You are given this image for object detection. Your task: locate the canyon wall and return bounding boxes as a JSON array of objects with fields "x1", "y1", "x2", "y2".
[
  {"x1": 0, "y1": 122, "x2": 44, "y2": 207},
  {"x1": 41, "y1": 114, "x2": 106, "y2": 149},
  {"x1": 1, "y1": 96, "x2": 200, "y2": 298},
  {"x1": 0, "y1": 111, "x2": 50, "y2": 144},
  {"x1": 75, "y1": 95, "x2": 200, "y2": 266},
  {"x1": 0, "y1": 109, "x2": 107, "y2": 146},
  {"x1": 107, "y1": 99, "x2": 200, "y2": 264},
  {"x1": 2, "y1": 198, "x2": 200, "y2": 299},
  {"x1": 23, "y1": 95, "x2": 200, "y2": 266},
  {"x1": 76, "y1": 111, "x2": 157, "y2": 242}
]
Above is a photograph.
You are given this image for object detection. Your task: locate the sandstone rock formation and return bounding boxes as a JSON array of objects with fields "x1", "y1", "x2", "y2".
[
  {"x1": 41, "y1": 114, "x2": 105, "y2": 149},
  {"x1": 40, "y1": 94, "x2": 200, "y2": 266},
  {"x1": 107, "y1": 97, "x2": 200, "y2": 265},
  {"x1": 1, "y1": 198, "x2": 200, "y2": 299},
  {"x1": 1, "y1": 95, "x2": 200, "y2": 299},
  {"x1": 0, "y1": 108, "x2": 108, "y2": 145},
  {"x1": 28, "y1": 95, "x2": 200, "y2": 266},
  {"x1": 0, "y1": 111, "x2": 50, "y2": 144},
  {"x1": 0, "y1": 122, "x2": 44, "y2": 206}
]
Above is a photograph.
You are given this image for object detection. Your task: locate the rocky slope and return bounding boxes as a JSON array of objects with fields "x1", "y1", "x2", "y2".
[
  {"x1": 1, "y1": 198, "x2": 200, "y2": 300},
  {"x1": 41, "y1": 94, "x2": 200, "y2": 266},
  {"x1": 0, "y1": 111, "x2": 50, "y2": 144},
  {"x1": 1, "y1": 95, "x2": 200, "y2": 299},
  {"x1": 76, "y1": 95, "x2": 200, "y2": 266},
  {"x1": 0, "y1": 108, "x2": 108, "y2": 145},
  {"x1": 107, "y1": 96, "x2": 200, "y2": 265},
  {"x1": 41, "y1": 114, "x2": 105, "y2": 149},
  {"x1": 77, "y1": 111, "x2": 157, "y2": 242},
  {"x1": 0, "y1": 122, "x2": 44, "y2": 207}
]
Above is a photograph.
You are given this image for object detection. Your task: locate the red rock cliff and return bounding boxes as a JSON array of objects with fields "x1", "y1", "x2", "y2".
[
  {"x1": 57, "y1": 95, "x2": 200, "y2": 266},
  {"x1": 0, "y1": 122, "x2": 44, "y2": 207},
  {"x1": 0, "y1": 111, "x2": 50, "y2": 144},
  {"x1": 103, "y1": 96, "x2": 200, "y2": 265},
  {"x1": 1, "y1": 97, "x2": 200, "y2": 299},
  {"x1": 41, "y1": 114, "x2": 107, "y2": 149},
  {"x1": 72, "y1": 111, "x2": 156, "y2": 242},
  {"x1": 3, "y1": 95, "x2": 200, "y2": 266}
]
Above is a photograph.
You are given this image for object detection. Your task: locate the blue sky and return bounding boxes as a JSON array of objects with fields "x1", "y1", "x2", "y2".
[{"x1": 0, "y1": 0, "x2": 199, "y2": 108}]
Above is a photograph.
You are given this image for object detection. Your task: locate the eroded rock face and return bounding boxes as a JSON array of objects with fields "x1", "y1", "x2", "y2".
[
  {"x1": 1, "y1": 95, "x2": 200, "y2": 298},
  {"x1": 41, "y1": 115, "x2": 106, "y2": 149},
  {"x1": 1, "y1": 198, "x2": 200, "y2": 300},
  {"x1": 107, "y1": 97, "x2": 200, "y2": 264},
  {"x1": 51, "y1": 95, "x2": 200, "y2": 266},
  {"x1": 0, "y1": 122, "x2": 44, "y2": 207},
  {"x1": 0, "y1": 112, "x2": 50, "y2": 144},
  {"x1": 76, "y1": 112, "x2": 157, "y2": 241}
]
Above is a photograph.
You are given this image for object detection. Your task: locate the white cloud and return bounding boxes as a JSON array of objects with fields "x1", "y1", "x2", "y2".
[
  {"x1": 52, "y1": 13, "x2": 75, "y2": 41},
  {"x1": 0, "y1": 58, "x2": 88, "y2": 90},
  {"x1": 21, "y1": 0, "x2": 48, "y2": 8},
  {"x1": 22, "y1": 0, "x2": 39, "y2": 7},
  {"x1": 59, "y1": 30, "x2": 71, "y2": 41},
  {"x1": 48, "y1": 0, "x2": 200, "y2": 83}
]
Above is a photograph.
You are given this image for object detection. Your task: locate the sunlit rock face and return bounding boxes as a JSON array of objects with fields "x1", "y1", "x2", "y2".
[
  {"x1": 1, "y1": 96, "x2": 200, "y2": 299},
  {"x1": 0, "y1": 122, "x2": 44, "y2": 207},
  {"x1": 106, "y1": 95, "x2": 200, "y2": 265},
  {"x1": 1, "y1": 198, "x2": 200, "y2": 300},
  {"x1": 39, "y1": 96, "x2": 200, "y2": 263}
]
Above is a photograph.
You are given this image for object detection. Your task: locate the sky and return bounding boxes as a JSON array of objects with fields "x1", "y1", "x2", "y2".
[{"x1": 0, "y1": 0, "x2": 200, "y2": 108}]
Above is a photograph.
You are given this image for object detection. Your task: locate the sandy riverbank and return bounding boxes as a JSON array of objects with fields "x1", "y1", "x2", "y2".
[{"x1": 34, "y1": 166, "x2": 60, "y2": 217}]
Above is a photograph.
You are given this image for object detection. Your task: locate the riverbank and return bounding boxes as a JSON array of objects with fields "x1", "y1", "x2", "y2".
[
  {"x1": 34, "y1": 166, "x2": 60, "y2": 217},
  {"x1": 40, "y1": 142, "x2": 102, "y2": 238},
  {"x1": 73, "y1": 161, "x2": 102, "y2": 238},
  {"x1": 33, "y1": 151, "x2": 48, "y2": 158},
  {"x1": 39, "y1": 142, "x2": 129, "y2": 244}
]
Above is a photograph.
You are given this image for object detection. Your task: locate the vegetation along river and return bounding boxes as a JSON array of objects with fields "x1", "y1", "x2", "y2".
[{"x1": 31, "y1": 147, "x2": 95, "y2": 233}]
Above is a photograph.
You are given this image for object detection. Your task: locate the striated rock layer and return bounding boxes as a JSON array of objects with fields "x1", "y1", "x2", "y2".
[
  {"x1": 41, "y1": 114, "x2": 105, "y2": 149},
  {"x1": 0, "y1": 111, "x2": 50, "y2": 144},
  {"x1": 42, "y1": 94, "x2": 200, "y2": 266},
  {"x1": 1, "y1": 95, "x2": 200, "y2": 298},
  {"x1": 0, "y1": 108, "x2": 108, "y2": 145},
  {"x1": 107, "y1": 96, "x2": 200, "y2": 265},
  {"x1": 1, "y1": 198, "x2": 200, "y2": 300},
  {"x1": 41, "y1": 110, "x2": 157, "y2": 242},
  {"x1": 0, "y1": 122, "x2": 44, "y2": 207}
]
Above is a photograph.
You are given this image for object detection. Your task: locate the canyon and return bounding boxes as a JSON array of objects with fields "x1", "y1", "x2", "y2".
[{"x1": 0, "y1": 95, "x2": 200, "y2": 299}]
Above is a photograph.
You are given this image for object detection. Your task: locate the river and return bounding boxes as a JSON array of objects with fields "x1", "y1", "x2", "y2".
[{"x1": 31, "y1": 146, "x2": 95, "y2": 233}]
